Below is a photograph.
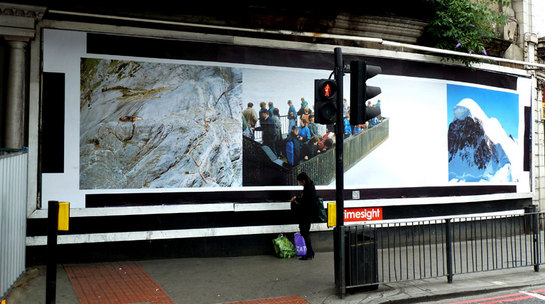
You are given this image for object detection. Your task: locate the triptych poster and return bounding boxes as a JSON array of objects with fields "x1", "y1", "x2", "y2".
[{"x1": 41, "y1": 29, "x2": 528, "y2": 208}]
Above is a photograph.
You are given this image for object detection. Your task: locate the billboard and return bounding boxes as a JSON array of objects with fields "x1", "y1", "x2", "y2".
[{"x1": 41, "y1": 29, "x2": 530, "y2": 208}]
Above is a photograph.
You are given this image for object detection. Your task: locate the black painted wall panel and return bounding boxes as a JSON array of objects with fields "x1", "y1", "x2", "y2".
[{"x1": 41, "y1": 72, "x2": 65, "y2": 173}]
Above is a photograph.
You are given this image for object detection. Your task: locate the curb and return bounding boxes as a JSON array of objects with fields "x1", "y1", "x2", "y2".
[{"x1": 383, "y1": 281, "x2": 545, "y2": 304}]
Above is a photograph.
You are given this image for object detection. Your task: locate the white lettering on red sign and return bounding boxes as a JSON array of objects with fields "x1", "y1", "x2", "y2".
[{"x1": 344, "y1": 208, "x2": 383, "y2": 222}]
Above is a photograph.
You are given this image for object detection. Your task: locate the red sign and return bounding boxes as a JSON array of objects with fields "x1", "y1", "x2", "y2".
[{"x1": 344, "y1": 207, "x2": 383, "y2": 222}]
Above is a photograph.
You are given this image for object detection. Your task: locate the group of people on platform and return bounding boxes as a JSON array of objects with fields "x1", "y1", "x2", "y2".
[
  {"x1": 341, "y1": 99, "x2": 382, "y2": 138},
  {"x1": 242, "y1": 97, "x2": 383, "y2": 166}
]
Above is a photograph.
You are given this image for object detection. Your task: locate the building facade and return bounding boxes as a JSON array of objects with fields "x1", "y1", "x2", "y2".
[{"x1": 1, "y1": 1, "x2": 545, "y2": 263}]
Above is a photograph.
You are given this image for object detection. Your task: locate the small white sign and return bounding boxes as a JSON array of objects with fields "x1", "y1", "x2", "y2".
[{"x1": 352, "y1": 191, "x2": 360, "y2": 200}]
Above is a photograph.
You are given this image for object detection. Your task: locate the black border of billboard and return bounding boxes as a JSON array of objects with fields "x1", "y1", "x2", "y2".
[
  {"x1": 87, "y1": 33, "x2": 518, "y2": 91},
  {"x1": 86, "y1": 185, "x2": 516, "y2": 207}
]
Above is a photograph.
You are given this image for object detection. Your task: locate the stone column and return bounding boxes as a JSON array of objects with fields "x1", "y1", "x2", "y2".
[
  {"x1": 4, "y1": 39, "x2": 27, "y2": 149},
  {"x1": 0, "y1": 3, "x2": 45, "y2": 149},
  {"x1": 537, "y1": 83, "x2": 545, "y2": 212}
]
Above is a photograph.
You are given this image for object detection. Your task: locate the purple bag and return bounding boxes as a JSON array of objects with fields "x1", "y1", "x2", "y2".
[{"x1": 294, "y1": 232, "x2": 307, "y2": 256}]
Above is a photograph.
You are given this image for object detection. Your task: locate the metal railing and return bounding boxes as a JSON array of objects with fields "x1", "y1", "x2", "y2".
[
  {"x1": 343, "y1": 210, "x2": 545, "y2": 289},
  {"x1": 242, "y1": 119, "x2": 389, "y2": 186},
  {"x1": 0, "y1": 151, "x2": 28, "y2": 300}
]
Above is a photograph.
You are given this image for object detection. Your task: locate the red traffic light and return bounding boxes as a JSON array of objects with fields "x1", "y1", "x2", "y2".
[
  {"x1": 314, "y1": 79, "x2": 338, "y2": 124},
  {"x1": 323, "y1": 84, "x2": 332, "y2": 97},
  {"x1": 318, "y1": 80, "x2": 337, "y2": 100}
]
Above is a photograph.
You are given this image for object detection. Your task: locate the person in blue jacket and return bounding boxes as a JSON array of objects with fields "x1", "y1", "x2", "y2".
[
  {"x1": 298, "y1": 118, "x2": 311, "y2": 142},
  {"x1": 285, "y1": 126, "x2": 302, "y2": 165},
  {"x1": 343, "y1": 115, "x2": 352, "y2": 137},
  {"x1": 268, "y1": 101, "x2": 275, "y2": 118},
  {"x1": 287, "y1": 100, "x2": 298, "y2": 132}
]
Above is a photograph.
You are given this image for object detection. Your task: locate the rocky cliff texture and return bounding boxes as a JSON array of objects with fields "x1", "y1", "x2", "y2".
[{"x1": 80, "y1": 58, "x2": 242, "y2": 189}]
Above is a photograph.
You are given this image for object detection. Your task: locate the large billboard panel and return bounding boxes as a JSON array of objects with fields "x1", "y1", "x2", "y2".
[{"x1": 41, "y1": 29, "x2": 530, "y2": 208}]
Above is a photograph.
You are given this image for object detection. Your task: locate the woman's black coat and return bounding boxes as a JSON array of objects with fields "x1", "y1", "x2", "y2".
[{"x1": 293, "y1": 182, "x2": 317, "y2": 232}]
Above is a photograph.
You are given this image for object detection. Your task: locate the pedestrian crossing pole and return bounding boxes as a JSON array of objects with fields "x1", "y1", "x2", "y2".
[{"x1": 333, "y1": 47, "x2": 346, "y2": 298}]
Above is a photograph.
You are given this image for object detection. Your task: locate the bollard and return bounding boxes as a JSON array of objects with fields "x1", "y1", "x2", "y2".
[
  {"x1": 445, "y1": 219, "x2": 454, "y2": 283},
  {"x1": 334, "y1": 225, "x2": 346, "y2": 298},
  {"x1": 524, "y1": 205, "x2": 540, "y2": 272},
  {"x1": 45, "y1": 201, "x2": 69, "y2": 303},
  {"x1": 533, "y1": 209, "x2": 540, "y2": 272},
  {"x1": 46, "y1": 200, "x2": 59, "y2": 304}
]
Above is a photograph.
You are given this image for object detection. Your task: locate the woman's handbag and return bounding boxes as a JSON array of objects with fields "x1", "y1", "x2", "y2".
[{"x1": 316, "y1": 196, "x2": 327, "y2": 222}]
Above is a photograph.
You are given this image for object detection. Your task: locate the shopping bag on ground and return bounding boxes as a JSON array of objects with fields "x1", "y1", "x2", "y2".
[
  {"x1": 272, "y1": 234, "x2": 297, "y2": 258},
  {"x1": 294, "y1": 232, "x2": 307, "y2": 256}
]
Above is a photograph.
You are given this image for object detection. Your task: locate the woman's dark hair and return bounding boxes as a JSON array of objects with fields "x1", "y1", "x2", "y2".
[{"x1": 296, "y1": 172, "x2": 313, "y2": 185}]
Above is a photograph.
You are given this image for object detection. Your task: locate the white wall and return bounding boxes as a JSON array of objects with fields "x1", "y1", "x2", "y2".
[{"x1": 530, "y1": 0, "x2": 545, "y2": 37}]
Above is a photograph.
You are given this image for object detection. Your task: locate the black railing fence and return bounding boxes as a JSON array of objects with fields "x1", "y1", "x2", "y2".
[{"x1": 342, "y1": 210, "x2": 545, "y2": 289}]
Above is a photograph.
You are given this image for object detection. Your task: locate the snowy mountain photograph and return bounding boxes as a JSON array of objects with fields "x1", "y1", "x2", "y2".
[
  {"x1": 447, "y1": 84, "x2": 519, "y2": 183},
  {"x1": 80, "y1": 58, "x2": 243, "y2": 189}
]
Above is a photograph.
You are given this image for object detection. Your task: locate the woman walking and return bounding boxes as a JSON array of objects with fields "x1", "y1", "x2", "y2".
[{"x1": 291, "y1": 172, "x2": 316, "y2": 260}]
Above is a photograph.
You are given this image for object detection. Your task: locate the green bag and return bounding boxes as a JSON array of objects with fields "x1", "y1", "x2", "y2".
[
  {"x1": 272, "y1": 234, "x2": 297, "y2": 258},
  {"x1": 316, "y1": 196, "x2": 327, "y2": 222}
]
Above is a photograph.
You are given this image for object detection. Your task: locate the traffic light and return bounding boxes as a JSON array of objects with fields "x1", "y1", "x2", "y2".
[
  {"x1": 350, "y1": 60, "x2": 382, "y2": 125},
  {"x1": 314, "y1": 79, "x2": 338, "y2": 125}
]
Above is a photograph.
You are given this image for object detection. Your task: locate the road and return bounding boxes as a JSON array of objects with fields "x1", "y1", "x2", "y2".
[{"x1": 430, "y1": 284, "x2": 545, "y2": 304}]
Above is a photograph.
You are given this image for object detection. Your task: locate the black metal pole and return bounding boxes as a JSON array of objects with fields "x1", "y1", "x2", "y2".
[
  {"x1": 333, "y1": 47, "x2": 346, "y2": 298},
  {"x1": 46, "y1": 200, "x2": 59, "y2": 304},
  {"x1": 445, "y1": 218, "x2": 454, "y2": 283},
  {"x1": 532, "y1": 207, "x2": 540, "y2": 272}
]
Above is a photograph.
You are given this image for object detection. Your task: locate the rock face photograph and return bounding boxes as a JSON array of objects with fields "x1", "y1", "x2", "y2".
[
  {"x1": 447, "y1": 84, "x2": 519, "y2": 183},
  {"x1": 80, "y1": 58, "x2": 243, "y2": 189}
]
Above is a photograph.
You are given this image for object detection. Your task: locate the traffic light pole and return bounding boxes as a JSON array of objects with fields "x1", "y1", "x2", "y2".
[{"x1": 333, "y1": 47, "x2": 346, "y2": 298}]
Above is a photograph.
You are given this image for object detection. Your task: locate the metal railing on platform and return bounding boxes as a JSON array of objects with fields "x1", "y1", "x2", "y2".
[
  {"x1": 252, "y1": 115, "x2": 328, "y2": 142},
  {"x1": 342, "y1": 210, "x2": 544, "y2": 289},
  {"x1": 0, "y1": 151, "x2": 28, "y2": 300}
]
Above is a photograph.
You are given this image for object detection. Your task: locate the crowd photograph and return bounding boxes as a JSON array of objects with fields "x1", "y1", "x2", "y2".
[{"x1": 242, "y1": 97, "x2": 384, "y2": 167}]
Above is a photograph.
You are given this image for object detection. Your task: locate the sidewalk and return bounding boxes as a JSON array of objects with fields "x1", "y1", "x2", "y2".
[{"x1": 5, "y1": 251, "x2": 545, "y2": 304}]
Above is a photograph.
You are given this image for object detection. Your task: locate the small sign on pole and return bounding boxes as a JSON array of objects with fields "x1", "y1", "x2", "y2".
[
  {"x1": 58, "y1": 202, "x2": 70, "y2": 231},
  {"x1": 328, "y1": 202, "x2": 337, "y2": 227}
]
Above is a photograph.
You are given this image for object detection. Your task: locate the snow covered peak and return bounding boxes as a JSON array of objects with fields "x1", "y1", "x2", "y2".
[
  {"x1": 453, "y1": 98, "x2": 487, "y2": 122},
  {"x1": 450, "y1": 97, "x2": 518, "y2": 179},
  {"x1": 453, "y1": 98, "x2": 510, "y2": 147}
]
